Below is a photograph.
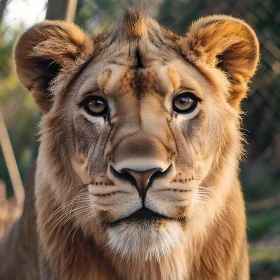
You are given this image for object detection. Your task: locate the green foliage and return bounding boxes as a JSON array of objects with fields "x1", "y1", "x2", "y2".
[{"x1": 157, "y1": 0, "x2": 205, "y2": 35}]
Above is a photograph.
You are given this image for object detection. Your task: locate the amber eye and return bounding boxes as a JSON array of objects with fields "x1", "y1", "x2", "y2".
[
  {"x1": 82, "y1": 96, "x2": 108, "y2": 116},
  {"x1": 172, "y1": 92, "x2": 198, "y2": 114}
]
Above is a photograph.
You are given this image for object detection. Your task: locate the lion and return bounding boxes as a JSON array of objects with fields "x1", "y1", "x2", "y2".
[{"x1": 0, "y1": 8, "x2": 259, "y2": 280}]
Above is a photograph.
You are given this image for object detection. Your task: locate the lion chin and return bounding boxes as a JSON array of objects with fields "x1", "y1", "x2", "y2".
[{"x1": 107, "y1": 220, "x2": 184, "y2": 261}]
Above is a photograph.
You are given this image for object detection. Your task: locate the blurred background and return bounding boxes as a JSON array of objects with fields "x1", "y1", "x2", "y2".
[{"x1": 0, "y1": 0, "x2": 279, "y2": 279}]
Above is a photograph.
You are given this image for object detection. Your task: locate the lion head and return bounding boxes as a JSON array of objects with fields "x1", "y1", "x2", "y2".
[{"x1": 14, "y1": 8, "x2": 259, "y2": 273}]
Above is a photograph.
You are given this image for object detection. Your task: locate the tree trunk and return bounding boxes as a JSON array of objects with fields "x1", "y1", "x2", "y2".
[
  {"x1": 46, "y1": 0, "x2": 77, "y2": 22},
  {"x1": 0, "y1": 0, "x2": 8, "y2": 24}
]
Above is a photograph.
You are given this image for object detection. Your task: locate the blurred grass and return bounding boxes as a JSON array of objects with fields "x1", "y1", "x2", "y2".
[
  {"x1": 251, "y1": 260, "x2": 280, "y2": 280},
  {"x1": 244, "y1": 176, "x2": 280, "y2": 203},
  {"x1": 247, "y1": 191, "x2": 280, "y2": 279},
  {"x1": 248, "y1": 206, "x2": 280, "y2": 240}
]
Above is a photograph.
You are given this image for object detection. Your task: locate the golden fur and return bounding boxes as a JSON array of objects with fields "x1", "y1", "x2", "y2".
[{"x1": 2, "y1": 8, "x2": 259, "y2": 280}]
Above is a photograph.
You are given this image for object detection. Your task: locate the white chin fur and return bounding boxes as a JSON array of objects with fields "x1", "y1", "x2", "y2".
[{"x1": 106, "y1": 221, "x2": 183, "y2": 262}]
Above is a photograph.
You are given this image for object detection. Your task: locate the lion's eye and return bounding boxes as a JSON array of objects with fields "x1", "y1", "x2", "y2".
[
  {"x1": 82, "y1": 96, "x2": 108, "y2": 116},
  {"x1": 172, "y1": 92, "x2": 198, "y2": 114}
]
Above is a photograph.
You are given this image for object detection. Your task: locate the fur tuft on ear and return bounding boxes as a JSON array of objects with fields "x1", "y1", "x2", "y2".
[
  {"x1": 14, "y1": 21, "x2": 93, "y2": 112},
  {"x1": 179, "y1": 15, "x2": 260, "y2": 108}
]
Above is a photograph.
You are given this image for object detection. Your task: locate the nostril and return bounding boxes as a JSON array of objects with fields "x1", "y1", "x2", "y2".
[
  {"x1": 148, "y1": 164, "x2": 172, "y2": 185},
  {"x1": 110, "y1": 166, "x2": 137, "y2": 187}
]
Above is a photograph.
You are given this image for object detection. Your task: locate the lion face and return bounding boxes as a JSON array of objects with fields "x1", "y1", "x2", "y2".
[
  {"x1": 14, "y1": 11, "x2": 259, "y2": 261},
  {"x1": 69, "y1": 53, "x2": 226, "y2": 260}
]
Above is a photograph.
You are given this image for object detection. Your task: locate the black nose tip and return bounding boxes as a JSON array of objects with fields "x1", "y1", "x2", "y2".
[{"x1": 110, "y1": 165, "x2": 172, "y2": 200}]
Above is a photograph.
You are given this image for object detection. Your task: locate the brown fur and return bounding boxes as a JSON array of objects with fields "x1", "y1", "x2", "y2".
[{"x1": 1, "y1": 9, "x2": 259, "y2": 280}]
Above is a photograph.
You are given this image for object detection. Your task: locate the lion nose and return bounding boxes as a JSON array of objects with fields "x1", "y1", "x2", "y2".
[
  {"x1": 110, "y1": 165, "x2": 166, "y2": 200},
  {"x1": 124, "y1": 168, "x2": 161, "y2": 199}
]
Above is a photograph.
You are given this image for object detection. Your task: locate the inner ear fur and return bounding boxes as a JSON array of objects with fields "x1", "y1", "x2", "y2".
[
  {"x1": 14, "y1": 21, "x2": 93, "y2": 113},
  {"x1": 179, "y1": 15, "x2": 260, "y2": 108}
]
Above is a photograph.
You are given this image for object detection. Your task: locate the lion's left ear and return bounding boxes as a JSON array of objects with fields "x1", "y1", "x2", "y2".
[{"x1": 178, "y1": 15, "x2": 260, "y2": 108}]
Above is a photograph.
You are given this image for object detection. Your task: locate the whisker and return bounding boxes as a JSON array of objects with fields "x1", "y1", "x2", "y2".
[
  {"x1": 197, "y1": 190, "x2": 215, "y2": 196},
  {"x1": 46, "y1": 197, "x2": 86, "y2": 228},
  {"x1": 192, "y1": 176, "x2": 203, "y2": 180},
  {"x1": 49, "y1": 207, "x2": 90, "y2": 236},
  {"x1": 66, "y1": 192, "x2": 88, "y2": 219},
  {"x1": 48, "y1": 198, "x2": 92, "y2": 233},
  {"x1": 67, "y1": 211, "x2": 91, "y2": 239},
  {"x1": 44, "y1": 188, "x2": 87, "y2": 227},
  {"x1": 70, "y1": 213, "x2": 94, "y2": 242},
  {"x1": 50, "y1": 206, "x2": 88, "y2": 230}
]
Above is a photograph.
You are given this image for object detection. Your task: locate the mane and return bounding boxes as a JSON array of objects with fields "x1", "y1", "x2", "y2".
[{"x1": 119, "y1": 7, "x2": 149, "y2": 40}]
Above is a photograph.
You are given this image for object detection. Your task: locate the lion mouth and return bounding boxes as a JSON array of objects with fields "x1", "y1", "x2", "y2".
[{"x1": 105, "y1": 208, "x2": 172, "y2": 227}]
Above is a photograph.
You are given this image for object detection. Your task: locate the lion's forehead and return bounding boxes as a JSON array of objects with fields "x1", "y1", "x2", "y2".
[
  {"x1": 77, "y1": 61, "x2": 208, "y2": 103},
  {"x1": 73, "y1": 31, "x2": 215, "y2": 102},
  {"x1": 101, "y1": 66, "x2": 176, "y2": 97}
]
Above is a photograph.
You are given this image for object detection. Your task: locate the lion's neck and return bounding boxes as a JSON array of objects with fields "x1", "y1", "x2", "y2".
[{"x1": 111, "y1": 248, "x2": 189, "y2": 280}]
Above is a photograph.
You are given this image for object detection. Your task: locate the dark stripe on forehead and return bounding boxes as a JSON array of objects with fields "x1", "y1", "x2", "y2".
[
  {"x1": 134, "y1": 70, "x2": 145, "y2": 99},
  {"x1": 134, "y1": 47, "x2": 144, "y2": 69}
]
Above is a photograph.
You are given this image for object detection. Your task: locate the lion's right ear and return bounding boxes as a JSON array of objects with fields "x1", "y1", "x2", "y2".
[
  {"x1": 178, "y1": 15, "x2": 259, "y2": 108},
  {"x1": 14, "y1": 21, "x2": 93, "y2": 113}
]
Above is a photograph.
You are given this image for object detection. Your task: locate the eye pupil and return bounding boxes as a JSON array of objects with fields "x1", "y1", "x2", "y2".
[
  {"x1": 91, "y1": 100, "x2": 103, "y2": 107},
  {"x1": 179, "y1": 97, "x2": 190, "y2": 104},
  {"x1": 173, "y1": 92, "x2": 198, "y2": 114}
]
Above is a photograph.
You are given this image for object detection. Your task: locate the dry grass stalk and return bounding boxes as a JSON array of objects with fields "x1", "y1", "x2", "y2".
[{"x1": 0, "y1": 181, "x2": 22, "y2": 239}]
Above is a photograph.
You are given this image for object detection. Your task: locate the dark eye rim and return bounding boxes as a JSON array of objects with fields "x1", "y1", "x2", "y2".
[
  {"x1": 80, "y1": 96, "x2": 108, "y2": 117},
  {"x1": 172, "y1": 92, "x2": 200, "y2": 114}
]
